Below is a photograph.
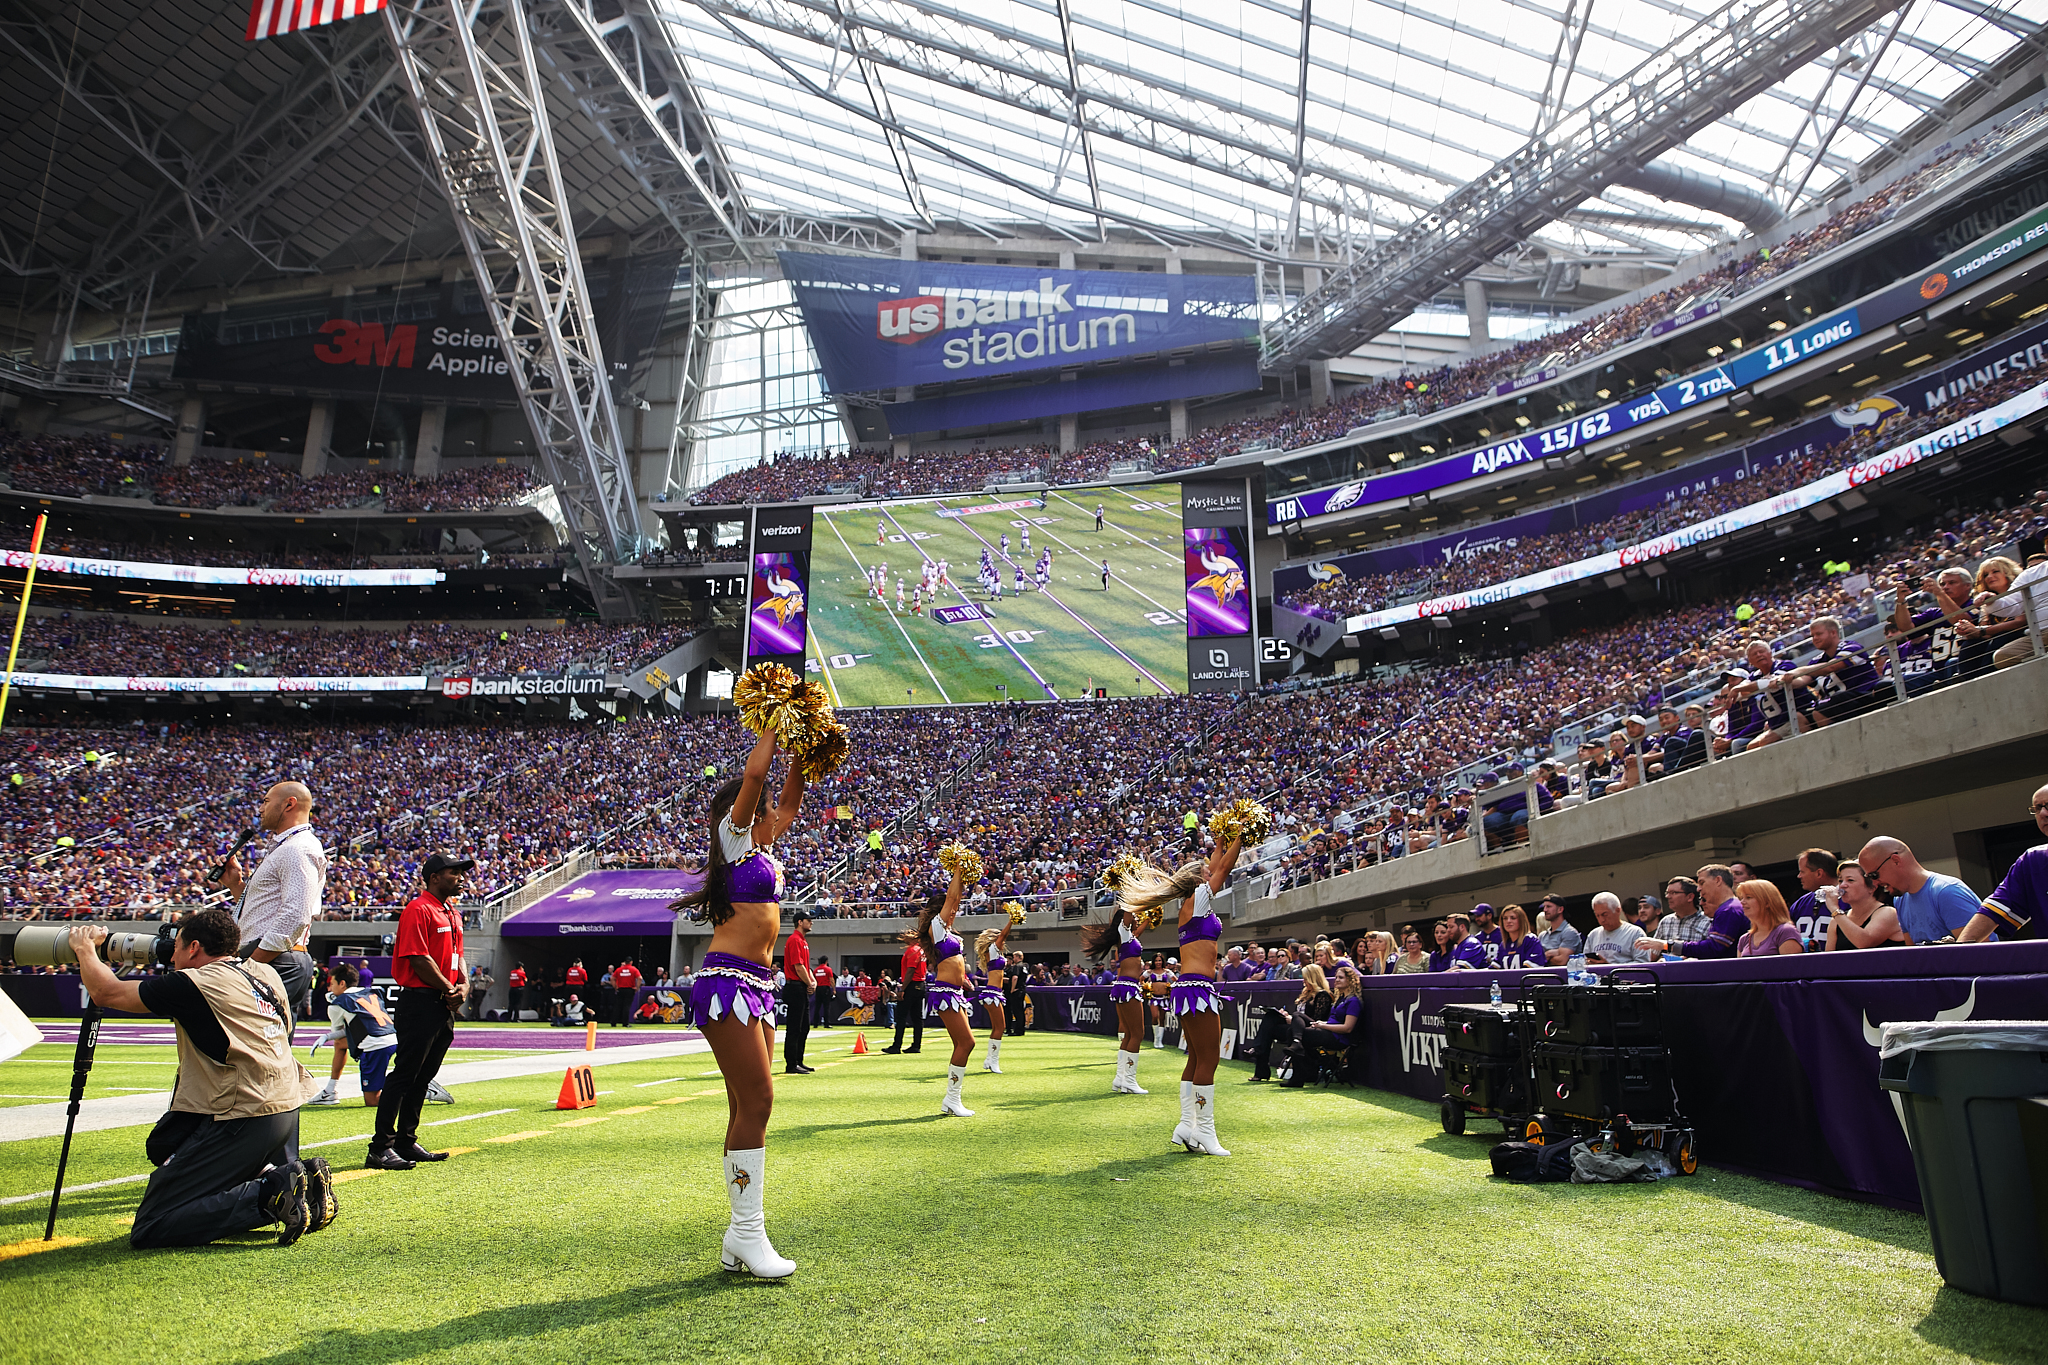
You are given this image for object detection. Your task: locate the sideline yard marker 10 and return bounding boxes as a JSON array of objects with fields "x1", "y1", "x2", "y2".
[{"x1": 556, "y1": 1065, "x2": 597, "y2": 1110}]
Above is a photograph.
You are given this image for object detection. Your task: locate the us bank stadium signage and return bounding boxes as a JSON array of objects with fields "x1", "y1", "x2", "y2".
[
  {"x1": 1269, "y1": 198, "x2": 2048, "y2": 528},
  {"x1": 440, "y1": 674, "x2": 606, "y2": 699},
  {"x1": 779, "y1": 251, "x2": 1258, "y2": 393}
]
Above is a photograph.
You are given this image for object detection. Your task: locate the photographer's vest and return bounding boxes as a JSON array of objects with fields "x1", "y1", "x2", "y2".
[{"x1": 170, "y1": 959, "x2": 318, "y2": 1120}]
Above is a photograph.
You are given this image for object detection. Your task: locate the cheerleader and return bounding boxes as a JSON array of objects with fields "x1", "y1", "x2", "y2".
[
  {"x1": 1079, "y1": 908, "x2": 1148, "y2": 1094},
  {"x1": 1117, "y1": 835, "x2": 1243, "y2": 1156},
  {"x1": 975, "y1": 922, "x2": 1014, "y2": 1073},
  {"x1": 903, "y1": 860, "x2": 977, "y2": 1116},
  {"x1": 670, "y1": 727, "x2": 805, "y2": 1278},
  {"x1": 1143, "y1": 951, "x2": 1171, "y2": 1038}
]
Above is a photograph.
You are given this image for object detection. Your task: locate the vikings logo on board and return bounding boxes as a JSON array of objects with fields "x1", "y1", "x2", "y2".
[
  {"x1": 1306, "y1": 561, "x2": 1345, "y2": 583},
  {"x1": 1830, "y1": 394, "x2": 1905, "y2": 431},
  {"x1": 1191, "y1": 542, "x2": 1247, "y2": 608},
  {"x1": 759, "y1": 565, "x2": 806, "y2": 626}
]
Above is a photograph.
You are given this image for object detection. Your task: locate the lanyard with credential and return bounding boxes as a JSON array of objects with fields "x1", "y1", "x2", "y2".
[{"x1": 238, "y1": 823, "x2": 313, "y2": 917}]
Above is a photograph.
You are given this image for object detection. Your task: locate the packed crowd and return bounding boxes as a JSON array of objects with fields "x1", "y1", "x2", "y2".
[
  {"x1": 14, "y1": 616, "x2": 694, "y2": 679},
  {"x1": 687, "y1": 121, "x2": 2032, "y2": 509},
  {"x1": 1278, "y1": 365, "x2": 2046, "y2": 621},
  {"x1": 0, "y1": 525, "x2": 563, "y2": 573},
  {"x1": 0, "y1": 432, "x2": 540, "y2": 513}
]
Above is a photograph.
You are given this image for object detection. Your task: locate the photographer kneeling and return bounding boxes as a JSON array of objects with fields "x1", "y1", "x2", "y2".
[{"x1": 68, "y1": 909, "x2": 335, "y2": 1249}]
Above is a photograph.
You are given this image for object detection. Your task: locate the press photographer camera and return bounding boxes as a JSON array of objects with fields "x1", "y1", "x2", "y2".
[
  {"x1": 65, "y1": 908, "x2": 336, "y2": 1249},
  {"x1": 10, "y1": 921, "x2": 179, "y2": 973}
]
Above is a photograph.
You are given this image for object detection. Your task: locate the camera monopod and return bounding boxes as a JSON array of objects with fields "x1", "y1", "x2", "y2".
[{"x1": 44, "y1": 1002, "x2": 103, "y2": 1240}]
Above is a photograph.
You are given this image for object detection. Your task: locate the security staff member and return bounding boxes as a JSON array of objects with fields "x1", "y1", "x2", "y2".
[
  {"x1": 781, "y1": 912, "x2": 815, "y2": 1074},
  {"x1": 220, "y1": 780, "x2": 324, "y2": 1026},
  {"x1": 883, "y1": 936, "x2": 925, "y2": 1054},
  {"x1": 612, "y1": 957, "x2": 642, "y2": 1028},
  {"x1": 368, "y1": 852, "x2": 471, "y2": 1171},
  {"x1": 1183, "y1": 808, "x2": 1201, "y2": 852},
  {"x1": 69, "y1": 910, "x2": 332, "y2": 1248},
  {"x1": 508, "y1": 961, "x2": 527, "y2": 1021}
]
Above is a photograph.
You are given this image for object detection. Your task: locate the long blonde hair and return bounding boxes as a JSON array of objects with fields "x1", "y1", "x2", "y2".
[
  {"x1": 1115, "y1": 860, "x2": 1206, "y2": 920},
  {"x1": 1975, "y1": 555, "x2": 2022, "y2": 595},
  {"x1": 974, "y1": 926, "x2": 1005, "y2": 969},
  {"x1": 1295, "y1": 963, "x2": 1329, "y2": 1005}
]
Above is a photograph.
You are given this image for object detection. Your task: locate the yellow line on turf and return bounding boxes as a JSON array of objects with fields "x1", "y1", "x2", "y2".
[
  {"x1": 693, "y1": 1087, "x2": 725, "y2": 1096},
  {"x1": 556, "y1": 1116, "x2": 609, "y2": 1127},
  {"x1": 654, "y1": 1096, "x2": 696, "y2": 1105},
  {"x1": 439, "y1": 1147, "x2": 478, "y2": 1157},
  {"x1": 611, "y1": 1105, "x2": 656, "y2": 1115},
  {"x1": 804, "y1": 620, "x2": 843, "y2": 708},
  {"x1": 0, "y1": 1236, "x2": 84, "y2": 1259},
  {"x1": 331, "y1": 1169, "x2": 384, "y2": 1185},
  {"x1": 484, "y1": 1130, "x2": 550, "y2": 1144}
]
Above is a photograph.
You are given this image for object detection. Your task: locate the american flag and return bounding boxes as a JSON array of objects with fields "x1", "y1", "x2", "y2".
[{"x1": 246, "y1": 0, "x2": 388, "y2": 41}]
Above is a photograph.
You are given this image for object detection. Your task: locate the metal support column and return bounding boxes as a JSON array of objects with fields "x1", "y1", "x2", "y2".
[{"x1": 383, "y1": 0, "x2": 642, "y2": 619}]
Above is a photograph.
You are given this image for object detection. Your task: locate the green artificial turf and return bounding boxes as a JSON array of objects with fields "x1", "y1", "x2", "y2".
[
  {"x1": 0, "y1": 1033, "x2": 2041, "y2": 1365},
  {"x1": 807, "y1": 483, "x2": 1190, "y2": 705}
]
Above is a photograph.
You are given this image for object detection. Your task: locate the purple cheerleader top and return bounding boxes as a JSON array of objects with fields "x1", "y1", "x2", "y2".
[
  {"x1": 932, "y1": 920, "x2": 963, "y2": 964},
  {"x1": 1178, "y1": 883, "x2": 1222, "y2": 946},
  {"x1": 986, "y1": 953, "x2": 1007, "y2": 971},
  {"x1": 720, "y1": 819, "x2": 785, "y2": 903}
]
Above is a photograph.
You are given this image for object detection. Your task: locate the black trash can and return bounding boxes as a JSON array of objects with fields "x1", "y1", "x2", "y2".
[{"x1": 1878, "y1": 1021, "x2": 2048, "y2": 1306}]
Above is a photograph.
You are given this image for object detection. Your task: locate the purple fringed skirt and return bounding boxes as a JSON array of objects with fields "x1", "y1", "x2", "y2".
[
  {"x1": 926, "y1": 981, "x2": 971, "y2": 1017},
  {"x1": 1108, "y1": 979, "x2": 1143, "y2": 1005},
  {"x1": 1170, "y1": 972, "x2": 1221, "y2": 1017},
  {"x1": 690, "y1": 951, "x2": 775, "y2": 1027},
  {"x1": 977, "y1": 985, "x2": 1004, "y2": 1007}
]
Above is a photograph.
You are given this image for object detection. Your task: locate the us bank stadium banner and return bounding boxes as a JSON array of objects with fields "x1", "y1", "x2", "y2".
[
  {"x1": 1269, "y1": 197, "x2": 2048, "y2": 529},
  {"x1": 439, "y1": 674, "x2": 605, "y2": 699},
  {"x1": 1, "y1": 672, "x2": 427, "y2": 694},
  {"x1": 1271, "y1": 319, "x2": 2048, "y2": 603},
  {"x1": 1, "y1": 550, "x2": 442, "y2": 589},
  {"x1": 779, "y1": 250, "x2": 1259, "y2": 394},
  {"x1": 745, "y1": 506, "x2": 813, "y2": 673},
  {"x1": 1181, "y1": 480, "x2": 1257, "y2": 693},
  {"x1": 499, "y1": 868, "x2": 703, "y2": 937},
  {"x1": 170, "y1": 252, "x2": 680, "y2": 403},
  {"x1": 1327, "y1": 378, "x2": 2048, "y2": 633}
]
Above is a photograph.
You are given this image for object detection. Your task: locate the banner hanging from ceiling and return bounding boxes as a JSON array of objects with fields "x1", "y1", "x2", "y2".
[{"x1": 779, "y1": 251, "x2": 1259, "y2": 394}]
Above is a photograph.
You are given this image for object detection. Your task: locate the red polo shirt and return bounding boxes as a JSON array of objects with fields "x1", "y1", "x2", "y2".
[
  {"x1": 393, "y1": 891, "x2": 464, "y2": 989},
  {"x1": 613, "y1": 963, "x2": 642, "y2": 991},
  {"x1": 783, "y1": 928, "x2": 811, "y2": 981},
  {"x1": 899, "y1": 942, "x2": 926, "y2": 983},
  {"x1": 566, "y1": 964, "x2": 587, "y2": 987}
]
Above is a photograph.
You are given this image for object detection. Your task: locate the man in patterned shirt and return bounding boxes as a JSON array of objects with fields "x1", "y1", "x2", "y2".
[{"x1": 220, "y1": 781, "x2": 325, "y2": 1027}]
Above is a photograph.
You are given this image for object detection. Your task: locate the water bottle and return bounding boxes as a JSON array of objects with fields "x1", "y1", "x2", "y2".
[
  {"x1": 1489, "y1": 979, "x2": 1502, "y2": 1007},
  {"x1": 1567, "y1": 954, "x2": 1587, "y2": 986}
]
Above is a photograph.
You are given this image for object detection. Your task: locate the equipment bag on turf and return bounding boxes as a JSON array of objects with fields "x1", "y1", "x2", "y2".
[{"x1": 1489, "y1": 1138, "x2": 1583, "y2": 1183}]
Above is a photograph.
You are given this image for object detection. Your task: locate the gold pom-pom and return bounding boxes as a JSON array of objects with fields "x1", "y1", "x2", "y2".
[
  {"x1": 733, "y1": 662, "x2": 798, "y2": 737},
  {"x1": 1003, "y1": 900, "x2": 1026, "y2": 924},
  {"x1": 795, "y1": 719, "x2": 849, "y2": 783},
  {"x1": 1207, "y1": 797, "x2": 1272, "y2": 845},
  {"x1": 937, "y1": 841, "x2": 984, "y2": 886},
  {"x1": 1102, "y1": 853, "x2": 1146, "y2": 892},
  {"x1": 1133, "y1": 904, "x2": 1164, "y2": 932},
  {"x1": 777, "y1": 679, "x2": 836, "y2": 753}
]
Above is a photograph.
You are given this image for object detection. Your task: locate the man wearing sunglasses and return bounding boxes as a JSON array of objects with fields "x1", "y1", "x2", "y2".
[{"x1": 1856, "y1": 836, "x2": 1992, "y2": 944}]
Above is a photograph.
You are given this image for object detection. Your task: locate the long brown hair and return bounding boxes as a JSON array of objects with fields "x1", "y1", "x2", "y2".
[
  {"x1": 669, "y1": 778, "x2": 749, "y2": 925},
  {"x1": 899, "y1": 890, "x2": 947, "y2": 954},
  {"x1": 1079, "y1": 910, "x2": 1133, "y2": 961}
]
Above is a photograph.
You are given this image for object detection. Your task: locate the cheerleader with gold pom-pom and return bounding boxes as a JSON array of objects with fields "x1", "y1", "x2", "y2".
[
  {"x1": 1078, "y1": 855, "x2": 1151, "y2": 1093},
  {"x1": 901, "y1": 843, "x2": 982, "y2": 1116}
]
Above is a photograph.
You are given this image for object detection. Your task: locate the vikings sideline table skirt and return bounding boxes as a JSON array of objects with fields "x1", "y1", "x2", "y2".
[{"x1": 1028, "y1": 941, "x2": 2048, "y2": 1211}]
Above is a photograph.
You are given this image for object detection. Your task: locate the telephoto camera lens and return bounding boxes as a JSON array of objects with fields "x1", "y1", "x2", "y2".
[{"x1": 9, "y1": 925, "x2": 171, "y2": 969}]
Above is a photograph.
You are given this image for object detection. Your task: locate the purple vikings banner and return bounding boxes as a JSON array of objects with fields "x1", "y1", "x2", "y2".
[
  {"x1": 1031, "y1": 942, "x2": 2048, "y2": 1209},
  {"x1": 745, "y1": 506, "x2": 813, "y2": 672},
  {"x1": 1184, "y1": 527, "x2": 1252, "y2": 636},
  {"x1": 492, "y1": 868, "x2": 707, "y2": 936},
  {"x1": 1180, "y1": 480, "x2": 1258, "y2": 692}
]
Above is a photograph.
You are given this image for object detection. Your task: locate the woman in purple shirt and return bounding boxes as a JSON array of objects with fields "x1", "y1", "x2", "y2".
[
  {"x1": 1495, "y1": 905, "x2": 1547, "y2": 969},
  {"x1": 1735, "y1": 880, "x2": 1804, "y2": 956},
  {"x1": 1296, "y1": 965, "x2": 1363, "y2": 1085}
]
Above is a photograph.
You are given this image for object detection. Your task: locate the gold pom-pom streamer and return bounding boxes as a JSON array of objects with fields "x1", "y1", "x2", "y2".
[
  {"x1": 937, "y1": 841, "x2": 984, "y2": 886},
  {"x1": 776, "y1": 679, "x2": 836, "y2": 754},
  {"x1": 733, "y1": 663, "x2": 798, "y2": 737},
  {"x1": 1132, "y1": 904, "x2": 1165, "y2": 932},
  {"x1": 1207, "y1": 797, "x2": 1272, "y2": 845},
  {"x1": 1003, "y1": 901, "x2": 1026, "y2": 924},
  {"x1": 795, "y1": 719, "x2": 850, "y2": 784},
  {"x1": 1102, "y1": 853, "x2": 1146, "y2": 892}
]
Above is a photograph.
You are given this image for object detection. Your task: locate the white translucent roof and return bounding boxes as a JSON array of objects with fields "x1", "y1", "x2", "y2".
[{"x1": 655, "y1": 0, "x2": 2048, "y2": 258}]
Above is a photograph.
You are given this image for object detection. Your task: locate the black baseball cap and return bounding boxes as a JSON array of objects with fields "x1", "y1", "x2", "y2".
[
  {"x1": 1540, "y1": 892, "x2": 1567, "y2": 910},
  {"x1": 421, "y1": 852, "x2": 476, "y2": 882}
]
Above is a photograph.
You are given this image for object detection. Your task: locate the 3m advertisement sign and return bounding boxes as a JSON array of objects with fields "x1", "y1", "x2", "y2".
[
  {"x1": 780, "y1": 252, "x2": 1258, "y2": 394},
  {"x1": 171, "y1": 253, "x2": 679, "y2": 402}
]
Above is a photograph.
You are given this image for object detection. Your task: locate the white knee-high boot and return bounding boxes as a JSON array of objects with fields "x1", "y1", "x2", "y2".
[
  {"x1": 983, "y1": 1038, "x2": 1003, "y2": 1073},
  {"x1": 1171, "y1": 1079, "x2": 1194, "y2": 1148},
  {"x1": 943, "y1": 1063, "x2": 975, "y2": 1116},
  {"x1": 720, "y1": 1149, "x2": 795, "y2": 1278},
  {"x1": 1190, "y1": 1083, "x2": 1230, "y2": 1156},
  {"x1": 1115, "y1": 1049, "x2": 1148, "y2": 1094}
]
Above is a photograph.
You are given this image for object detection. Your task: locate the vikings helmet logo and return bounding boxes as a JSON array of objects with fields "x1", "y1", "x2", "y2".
[
  {"x1": 1831, "y1": 395, "x2": 1904, "y2": 431},
  {"x1": 730, "y1": 1168, "x2": 752, "y2": 1190},
  {"x1": 760, "y1": 567, "x2": 805, "y2": 626},
  {"x1": 1192, "y1": 543, "x2": 1246, "y2": 608}
]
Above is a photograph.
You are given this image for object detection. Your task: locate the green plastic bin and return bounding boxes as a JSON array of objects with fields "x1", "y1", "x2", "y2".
[{"x1": 1878, "y1": 1021, "x2": 2048, "y2": 1306}]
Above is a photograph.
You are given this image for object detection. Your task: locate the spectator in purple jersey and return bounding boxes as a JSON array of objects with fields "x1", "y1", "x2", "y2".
[
  {"x1": 1793, "y1": 616, "x2": 1884, "y2": 725},
  {"x1": 1638, "y1": 864, "x2": 1747, "y2": 959},
  {"x1": 1468, "y1": 903, "x2": 1502, "y2": 966},
  {"x1": 1495, "y1": 905, "x2": 1547, "y2": 969},
  {"x1": 1427, "y1": 920, "x2": 1454, "y2": 972},
  {"x1": 1888, "y1": 569, "x2": 1973, "y2": 694},
  {"x1": 1219, "y1": 946, "x2": 1252, "y2": 982},
  {"x1": 1443, "y1": 913, "x2": 1491, "y2": 971},
  {"x1": 1786, "y1": 847, "x2": 1840, "y2": 949},
  {"x1": 1724, "y1": 641, "x2": 1806, "y2": 752},
  {"x1": 1735, "y1": 880, "x2": 1805, "y2": 956},
  {"x1": 1960, "y1": 782, "x2": 2048, "y2": 942}
]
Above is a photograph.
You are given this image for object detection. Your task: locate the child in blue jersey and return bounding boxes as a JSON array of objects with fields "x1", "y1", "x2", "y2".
[{"x1": 309, "y1": 962, "x2": 398, "y2": 1107}]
